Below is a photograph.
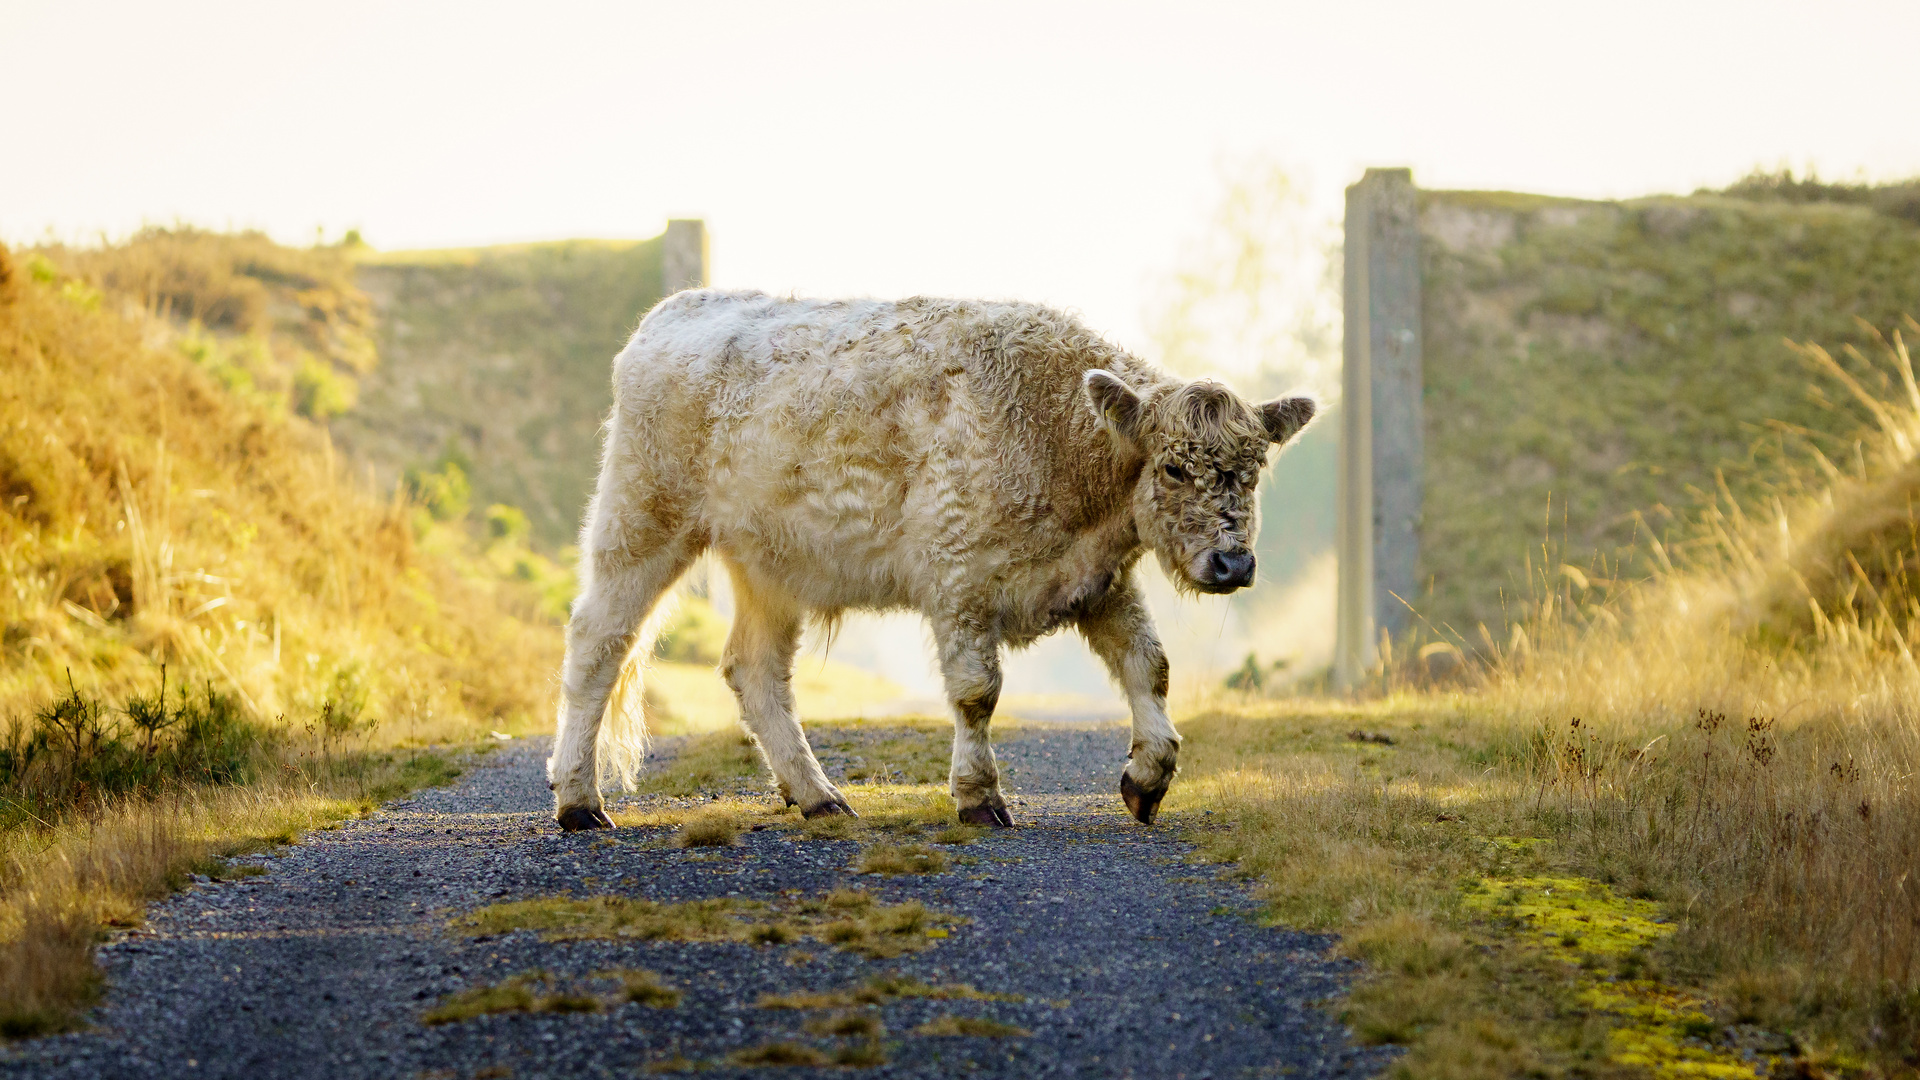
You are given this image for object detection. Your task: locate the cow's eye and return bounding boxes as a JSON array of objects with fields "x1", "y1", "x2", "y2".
[{"x1": 1163, "y1": 463, "x2": 1189, "y2": 484}]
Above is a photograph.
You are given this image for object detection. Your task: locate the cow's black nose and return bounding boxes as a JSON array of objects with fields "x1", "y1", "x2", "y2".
[{"x1": 1206, "y1": 549, "x2": 1256, "y2": 589}]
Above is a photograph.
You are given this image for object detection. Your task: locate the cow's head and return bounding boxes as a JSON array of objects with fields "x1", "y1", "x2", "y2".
[{"x1": 1084, "y1": 370, "x2": 1315, "y2": 595}]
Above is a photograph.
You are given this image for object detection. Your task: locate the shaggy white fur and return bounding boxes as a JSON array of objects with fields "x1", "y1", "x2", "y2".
[{"x1": 548, "y1": 290, "x2": 1314, "y2": 828}]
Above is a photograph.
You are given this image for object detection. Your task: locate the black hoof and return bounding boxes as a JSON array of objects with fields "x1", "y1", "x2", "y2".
[
  {"x1": 957, "y1": 800, "x2": 1014, "y2": 828},
  {"x1": 801, "y1": 798, "x2": 858, "y2": 820},
  {"x1": 557, "y1": 806, "x2": 615, "y2": 832},
  {"x1": 1119, "y1": 772, "x2": 1166, "y2": 825}
]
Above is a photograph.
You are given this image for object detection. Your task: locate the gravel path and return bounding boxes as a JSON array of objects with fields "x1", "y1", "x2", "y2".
[{"x1": 1, "y1": 724, "x2": 1392, "y2": 1080}]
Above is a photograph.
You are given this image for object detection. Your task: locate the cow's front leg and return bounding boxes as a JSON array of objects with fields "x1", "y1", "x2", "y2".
[
  {"x1": 1078, "y1": 578, "x2": 1179, "y2": 825},
  {"x1": 936, "y1": 623, "x2": 1011, "y2": 826}
]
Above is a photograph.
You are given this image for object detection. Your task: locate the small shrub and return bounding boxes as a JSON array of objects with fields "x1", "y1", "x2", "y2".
[
  {"x1": 404, "y1": 455, "x2": 473, "y2": 522},
  {"x1": 291, "y1": 354, "x2": 355, "y2": 419},
  {"x1": 0, "y1": 673, "x2": 266, "y2": 822}
]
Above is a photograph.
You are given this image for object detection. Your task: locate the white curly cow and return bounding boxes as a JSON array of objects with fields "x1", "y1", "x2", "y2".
[{"x1": 548, "y1": 290, "x2": 1314, "y2": 830}]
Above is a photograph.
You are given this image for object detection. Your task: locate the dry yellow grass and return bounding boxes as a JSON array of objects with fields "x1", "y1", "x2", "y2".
[
  {"x1": 0, "y1": 237, "x2": 561, "y2": 1036},
  {"x1": 1, "y1": 240, "x2": 557, "y2": 738},
  {"x1": 1183, "y1": 325, "x2": 1920, "y2": 1076},
  {"x1": 0, "y1": 747, "x2": 471, "y2": 1036},
  {"x1": 673, "y1": 806, "x2": 746, "y2": 848}
]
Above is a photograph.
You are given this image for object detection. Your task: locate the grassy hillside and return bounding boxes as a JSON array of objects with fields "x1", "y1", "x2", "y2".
[
  {"x1": 339, "y1": 238, "x2": 668, "y2": 548},
  {"x1": 3, "y1": 235, "x2": 561, "y2": 725},
  {"x1": 0, "y1": 237, "x2": 562, "y2": 1035},
  {"x1": 1183, "y1": 323, "x2": 1920, "y2": 1077},
  {"x1": 1417, "y1": 183, "x2": 1920, "y2": 641}
]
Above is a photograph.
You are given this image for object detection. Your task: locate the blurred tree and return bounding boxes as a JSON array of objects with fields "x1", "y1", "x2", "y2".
[{"x1": 1148, "y1": 156, "x2": 1341, "y2": 403}]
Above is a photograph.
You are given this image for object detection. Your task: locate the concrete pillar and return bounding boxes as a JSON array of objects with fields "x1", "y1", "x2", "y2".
[
  {"x1": 662, "y1": 219, "x2": 709, "y2": 294},
  {"x1": 1335, "y1": 168, "x2": 1423, "y2": 687}
]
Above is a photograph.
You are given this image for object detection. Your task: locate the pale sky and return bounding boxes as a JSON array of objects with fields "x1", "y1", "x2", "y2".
[{"x1": 6, "y1": 0, "x2": 1918, "y2": 356}]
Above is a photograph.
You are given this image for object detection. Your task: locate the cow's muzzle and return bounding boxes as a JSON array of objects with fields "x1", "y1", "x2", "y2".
[{"x1": 1193, "y1": 548, "x2": 1256, "y2": 593}]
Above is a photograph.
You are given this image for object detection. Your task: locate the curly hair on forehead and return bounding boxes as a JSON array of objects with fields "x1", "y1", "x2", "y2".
[{"x1": 1152, "y1": 378, "x2": 1268, "y2": 446}]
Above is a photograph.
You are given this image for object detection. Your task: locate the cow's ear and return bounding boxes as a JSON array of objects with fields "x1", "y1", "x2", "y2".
[
  {"x1": 1084, "y1": 370, "x2": 1145, "y2": 449},
  {"x1": 1259, "y1": 396, "x2": 1316, "y2": 445}
]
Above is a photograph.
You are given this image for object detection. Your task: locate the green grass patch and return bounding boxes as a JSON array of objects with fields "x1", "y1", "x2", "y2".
[
  {"x1": 856, "y1": 842, "x2": 946, "y2": 876},
  {"x1": 452, "y1": 888, "x2": 961, "y2": 959},
  {"x1": 602, "y1": 968, "x2": 682, "y2": 1008},
  {"x1": 635, "y1": 728, "x2": 762, "y2": 798},
  {"x1": 758, "y1": 973, "x2": 1024, "y2": 1011},
  {"x1": 727, "y1": 1041, "x2": 831, "y2": 1067},
  {"x1": 930, "y1": 824, "x2": 986, "y2": 845},
  {"x1": 421, "y1": 971, "x2": 600, "y2": 1025},
  {"x1": 913, "y1": 1016, "x2": 1030, "y2": 1038},
  {"x1": 421, "y1": 968, "x2": 680, "y2": 1025},
  {"x1": 612, "y1": 782, "x2": 961, "y2": 844},
  {"x1": 807, "y1": 719, "x2": 954, "y2": 785},
  {"x1": 805, "y1": 1012, "x2": 885, "y2": 1038}
]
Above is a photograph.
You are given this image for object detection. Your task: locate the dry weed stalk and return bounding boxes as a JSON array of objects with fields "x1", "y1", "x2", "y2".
[{"x1": 1472, "y1": 321, "x2": 1920, "y2": 1047}]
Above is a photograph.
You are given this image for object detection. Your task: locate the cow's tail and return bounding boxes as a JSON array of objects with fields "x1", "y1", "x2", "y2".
[{"x1": 597, "y1": 595, "x2": 678, "y2": 792}]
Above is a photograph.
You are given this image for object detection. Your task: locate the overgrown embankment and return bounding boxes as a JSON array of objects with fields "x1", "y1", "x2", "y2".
[
  {"x1": 341, "y1": 238, "x2": 668, "y2": 548},
  {"x1": 1194, "y1": 322, "x2": 1920, "y2": 1076},
  {"x1": 0, "y1": 236, "x2": 563, "y2": 1035},
  {"x1": 1418, "y1": 177, "x2": 1920, "y2": 642}
]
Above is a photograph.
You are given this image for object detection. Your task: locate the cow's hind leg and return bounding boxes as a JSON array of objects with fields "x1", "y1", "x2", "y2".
[
  {"x1": 937, "y1": 623, "x2": 1010, "y2": 826},
  {"x1": 1077, "y1": 577, "x2": 1178, "y2": 825},
  {"x1": 721, "y1": 562, "x2": 850, "y2": 817},
  {"x1": 550, "y1": 527, "x2": 700, "y2": 831}
]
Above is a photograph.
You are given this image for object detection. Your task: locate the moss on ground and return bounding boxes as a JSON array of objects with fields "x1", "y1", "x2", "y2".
[
  {"x1": 1460, "y1": 876, "x2": 1765, "y2": 1078},
  {"x1": 1462, "y1": 875, "x2": 1668, "y2": 956}
]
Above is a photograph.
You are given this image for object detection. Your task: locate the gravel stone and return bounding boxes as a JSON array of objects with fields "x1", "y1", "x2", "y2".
[{"x1": 0, "y1": 724, "x2": 1395, "y2": 1079}]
